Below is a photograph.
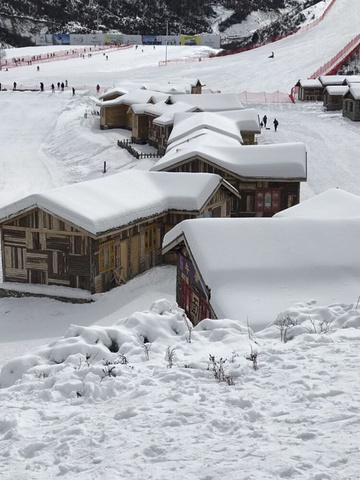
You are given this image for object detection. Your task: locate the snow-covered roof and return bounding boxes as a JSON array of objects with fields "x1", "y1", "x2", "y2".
[
  {"x1": 97, "y1": 89, "x2": 168, "y2": 107},
  {"x1": 342, "y1": 75, "x2": 360, "y2": 85},
  {"x1": 297, "y1": 79, "x2": 322, "y2": 88},
  {"x1": 211, "y1": 108, "x2": 261, "y2": 132},
  {"x1": 169, "y1": 93, "x2": 244, "y2": 111},
  {"x1": 166, "y1": 130, "x2": 241, "y2": 153},
  {"x1": 167, "y1": 111, "x2": 243, "y2": 145},
  {"x1": 144, "y1": 101, "x2": 198, "y2": 125},
  {"x1": 142, "y1": 84, "x2": 192, "y2": 94},
  {"x1": 344, "y1": 85, "x2": 360, "y2": 100},
  {"x1": 0, "y1": 171, "x2": 231, "y2": 236},
  {"x1": 98, "y1": 87, "x2": 128, "y2": 100},
  {"x1": 163, "y1": 217, "x2": 360, "y2": 329},
  {"x1": 319, "y1": 75, "x2": 348, "y2": 86},
  {"x1": 274, "y1": 189, "x2": 360, "y2": 219},
  {"x1": 324, "y1": 85, "x2": 349, "y2": 95},
  {"x1": 152, "y1": 140, "x2": 307, "y2": 180}
]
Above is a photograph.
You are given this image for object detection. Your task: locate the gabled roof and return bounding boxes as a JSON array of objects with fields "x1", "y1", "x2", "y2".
[
  {"x1": 166, "y1": 130, "x2": 241, "y2": 153},
  {"x1": 97, "y1": 89, "x2": 168, "y2": 107},
  {"x1": 274, "y1": 189, "x2": 360, "y2": 219},
  {"x1": 342, "y1": 75, "x2": 360, "y2": 85},
  {"x1": 141, "y1": 84, "x2": 192, "y2": 94},
  {"x1": 343, "y1": 85, "x2": 360, "y2": 100},
  {"x1": 296, "y1": 79, "x2": 322, "y2": 88},
  {"x1": 98, "y1": 87, "x2": 128, "y2": 100},
  {"x1": 167, "y1": 111, "x2": 243, "y2": 145},
  {"x1": 0, "y1": 171, "x2": 236, "y2": 236},
  {"x1": 324, "y1": 86, "x2": 349, "y2": 96},
  {"x1": 213, "y1": 108, "x2": 261, "y2": 133},
  {"x1": 162, "y1": 217, "x2": 360, "y2": 330},
  {"x1": 319, "y1": 75, "x2": 348, "y2": 86},
  {"x1": 152, "y1": 140, "x2": 307, "y2": 181},
  {"x1": 169, "y1": 93, "x2": 244, "y2": 111},
  {"x1": 144, "y1": 101, "x2": 199, "y2": 126}
]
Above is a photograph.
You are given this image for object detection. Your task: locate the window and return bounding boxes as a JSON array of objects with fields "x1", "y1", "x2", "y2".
[
  {"x1": 256, "y1": 189, "x2": 281, "y2": 213},
  {"x1": 99, "y1": 240, "x2": 116, "y2": 273},
  {"x1": 145, "y1": 225, "x2": 157, "y2": 253}
]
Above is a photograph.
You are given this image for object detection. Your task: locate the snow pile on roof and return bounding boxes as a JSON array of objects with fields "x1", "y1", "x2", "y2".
[
  {"x1": 163, "y1": 217, "x2": 360, "y2": 330},
  {"x1": 98, "y1": 87, "x2": 128, "y2": 100},
  {"x1": 297, "y1": 79, "x2": 322, "y2": 88},
  {"x1": 142, "y1": 83, "x2": 192, "y2": 94},
  {"x1": 347, "y1": 85, "x2": 360, "y2": 99},
  {"x1": 168, "y1": 111, "x2": 244, "y2": 145},
  {"x1": 275, "y1": 188, "x2": 360, "y2": 219},
  {"x1": 217, "y1": 108, "x2": 261, "y2": 132},
  {"x1": 170, "y1": 93, "x2": 244, "y2": 111},
  {"x1": 97, "y1": 89, "x2": 168, "y2": 106},
  {"x1": 153, "y1": 140, "x2": 307, "y2": 180},
  {"x1": 324, "y1": 85, "x2": 349, "y2": 95},
  {"x1": 319, "y1": 75, "x2": 348, "y2": 86},
  {"x1": 166, "y1": 129, "x2": 241, "y2": 153},
  {"x1": 0, "y1": 171, "x2": 225, "y2": 235},
  {"x1": 145, "y1": 101, "x2": 198, "y2": 126}
]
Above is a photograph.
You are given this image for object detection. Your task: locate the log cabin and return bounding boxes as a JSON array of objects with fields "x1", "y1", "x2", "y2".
[
  {"x1": 151, "y1": 131, "x2": 307, "y2": 217},
  {"x1": 162, "y1": 210, "x2": 360, "y2": 328},
  {"x1": 323, "y1": 86, "x2": 348, "y2": 110},
  {"x1": 0, "y1": 171, "x2": 239, "y2": 294},
  {"x1": 342, "y1": 85, "x2": 360, "y2": 121},
  {"x1": 295, "y1": 79, "x2": 324, "y2": 101},
  {"x1": 99, "y1": 90, "x2": 167, "y2": 130}
]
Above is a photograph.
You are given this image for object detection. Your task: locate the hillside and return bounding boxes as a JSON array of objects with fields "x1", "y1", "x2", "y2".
[{"x1": 0, "y1": 0, "x2": 324, "y2": 47}]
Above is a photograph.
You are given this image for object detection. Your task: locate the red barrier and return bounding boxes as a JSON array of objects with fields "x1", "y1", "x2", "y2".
[{"x1": 309, "y1": 34, "x2": 360, "y2": 78}]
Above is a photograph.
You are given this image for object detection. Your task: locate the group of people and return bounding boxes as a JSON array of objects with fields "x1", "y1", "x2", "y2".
[{"x1": 260, "y1": 115, "x2": 279, "y2": 132}]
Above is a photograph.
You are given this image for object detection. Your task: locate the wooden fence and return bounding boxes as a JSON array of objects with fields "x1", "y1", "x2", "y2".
[{"x1": 117, "y1": 140, "x2": 159, "y2": 159}]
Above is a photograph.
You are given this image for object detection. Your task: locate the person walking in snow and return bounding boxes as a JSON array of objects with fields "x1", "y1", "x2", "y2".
[
  {"x1": 61, "y1": 82, "x2": 64, "y2": 91},
  {"x1": 51, "y1": 83, "x2": 55, "y2": 92},
  {"x1": 262, "y1": 115, "x2": 267, "y2": 128},
  {"x1": 13, "y1": 82, "x2": 17, "y2": 90},
  {"x1": 96, "y1": 84, "x2": 100, "y2": 94},
  {"x1": 273, "y1": 118, "x2": 279, "y2": 132},
  {"x1": 72, "y1": 87, "x2": 75, "y2": 95},
  {"x1": 269, "y1": 51, "x2": 274, "y2": 58},
  {"x1": 40, "y1": 82, "x2": 44, "y2": 92}
]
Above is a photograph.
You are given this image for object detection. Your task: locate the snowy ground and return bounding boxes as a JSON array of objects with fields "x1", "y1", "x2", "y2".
[{"x1": 1, "y1": 0, "x2": 360, "y2": 478}]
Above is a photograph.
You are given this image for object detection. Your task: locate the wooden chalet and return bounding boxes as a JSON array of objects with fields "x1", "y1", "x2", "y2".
[
  {"x1": 295, "y1": 79, "x2": 323, "y2": 101},
  {"x1": 152, "y1": 136, "x2": 307, "y2": 217},
  {"x1": 98, "y1": 87, "x2": 128, "y2": 102},
  {"x1": 342, "y1": 85, "x2": 360, "y2": 121},
  {"x1": 0, "y1": 172, "x2": 239, "y2": 294},
  {"x1": 99, "y1": 90, "x2": 167, "y2": 130},
  {"x1": 162, "y1": 209, "x2": 360, "y2": 327},
  {"x1": 323, "y1": 86, "x2": 349, "y2": 110}
]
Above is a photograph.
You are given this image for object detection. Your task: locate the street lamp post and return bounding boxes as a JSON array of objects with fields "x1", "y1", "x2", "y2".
[{"x1": 165, "y1": 20, "x2": 169, "y2": 66}]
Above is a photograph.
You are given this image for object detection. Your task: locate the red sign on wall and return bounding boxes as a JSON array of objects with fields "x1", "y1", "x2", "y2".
[{"x1": 256, "y1": 189, "x2": 281, "y2": 212}]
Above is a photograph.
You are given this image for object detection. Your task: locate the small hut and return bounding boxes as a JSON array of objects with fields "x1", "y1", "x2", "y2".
[
  {"x1": 295, "y1": 79, "x2": 323, "y2": 101},
  {"x1": 323, "y1": 86, "x2": 348, "y2": 110},
  {"x1": 342, "y1": 85, "x2": 360, "y2": 121}
]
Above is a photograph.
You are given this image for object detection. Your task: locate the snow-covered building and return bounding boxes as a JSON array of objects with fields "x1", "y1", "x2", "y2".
[
  {"x1": 152, "y1": 137, "x2": 307, "y2": 217},
  {"x1": 162, "y1": 215, "x2": 360, "y2": 328},
  {"x1": 98, "y1": 90, "x2": 168, "y2": 130},
  {"x1": 169, "y1": 93, "x2": 244, "y2": 112},
  {"x1": 0, "y1": 171, "x2": 239, "y2": 294},
  {"x1": 323, "y1": 85, "x2": 349, "y2": 110},
  {"x1": 295, "y1": 79, "x2": 323, "y2": 101},
  {"x1": 342, "y1": 84, "x2": 360, "y2": 121}
]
